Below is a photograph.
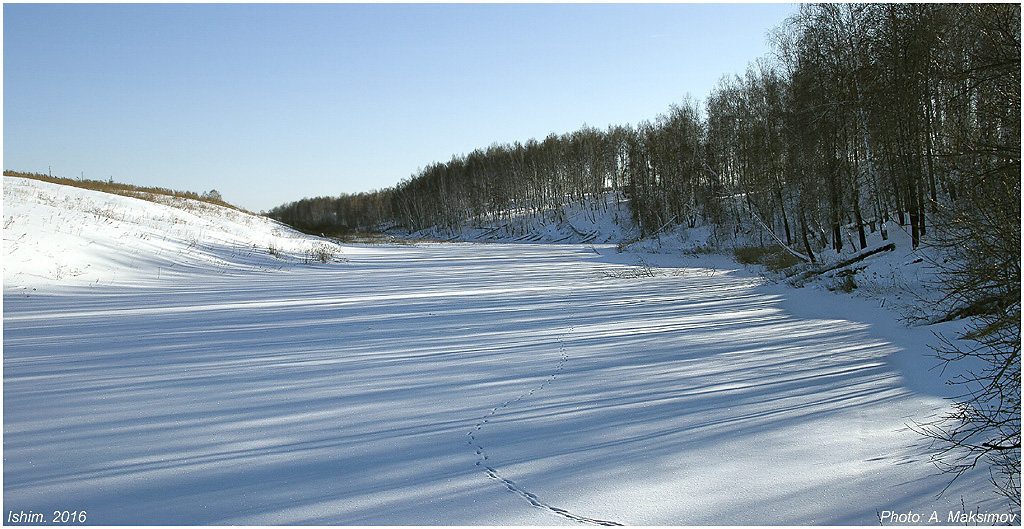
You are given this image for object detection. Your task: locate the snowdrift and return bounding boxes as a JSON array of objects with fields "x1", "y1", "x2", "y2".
[{"x1": 3, "y1": 176, "x2": 349, "y2": 290}]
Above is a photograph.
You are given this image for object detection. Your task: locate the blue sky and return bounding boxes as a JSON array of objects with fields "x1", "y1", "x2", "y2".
[{"x1": 4, "y1": 3, "x2": 797, "y2": 212}]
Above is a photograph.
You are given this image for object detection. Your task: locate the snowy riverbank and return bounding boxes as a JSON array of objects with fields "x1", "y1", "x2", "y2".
[{"x1": 3, "y1": 177, "x2": 1014, "y2": 524}]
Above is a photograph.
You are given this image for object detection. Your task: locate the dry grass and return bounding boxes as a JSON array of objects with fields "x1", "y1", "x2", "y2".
[
  {"x1": 3, "y1": 170, "x2": 247, "y2": 213},
  {"x1": 733, "y1": 244, "x2": 802, "y2": 273}
]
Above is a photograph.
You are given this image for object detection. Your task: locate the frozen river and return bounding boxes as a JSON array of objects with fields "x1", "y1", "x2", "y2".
[{"x1": 3, "y1": 241, "x2": 1004, "y2": 524}]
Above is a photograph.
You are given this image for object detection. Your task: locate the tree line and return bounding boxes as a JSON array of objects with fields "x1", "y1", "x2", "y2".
[
  {"x1": 271, "y1": 3, "x2": 1016, "y2": 258},
  {"x1": 270, "y1": 3, "x2": 1019, "y2": 501}
]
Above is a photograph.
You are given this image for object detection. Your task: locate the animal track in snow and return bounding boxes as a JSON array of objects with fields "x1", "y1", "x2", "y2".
[{"x1": 466, "y1": 293, "x2": 622, "y2": 526}]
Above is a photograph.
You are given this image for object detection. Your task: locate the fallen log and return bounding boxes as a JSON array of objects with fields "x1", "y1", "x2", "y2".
[{"x1": 791, "y1": 242, "x2": 896, "y2": 283}]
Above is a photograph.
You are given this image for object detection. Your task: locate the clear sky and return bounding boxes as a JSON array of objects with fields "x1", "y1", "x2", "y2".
[{"x1": 4, "y1": 3, "x2": 797, "y2": 212}]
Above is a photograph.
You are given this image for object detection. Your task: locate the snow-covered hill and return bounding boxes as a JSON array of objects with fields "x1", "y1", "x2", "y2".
[
  {"x1": 3, "y1": 176, "x2": 348, "y2": 290},
  {"x1": 403, "y1": 193, "x2": 639, "y2": 244},
  {"x1": 3, "y1": 177, "x2": 1016, "y2": 524}
]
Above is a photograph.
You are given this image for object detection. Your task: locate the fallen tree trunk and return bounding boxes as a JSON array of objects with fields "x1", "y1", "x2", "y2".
[{"x1": 791, "y1": 242, "x2": 896, "y2": 283}]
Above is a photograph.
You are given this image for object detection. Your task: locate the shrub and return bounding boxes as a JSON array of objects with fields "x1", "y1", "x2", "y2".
[
  {"x1": 827, "y1": 273, "x2": 857, "y2": 293},
  {"x1": 763, "y1": 247, "x2": 803, "y2": 273},
  {"x1": 733, "y1": 245, "x2": 771, "y2": 265},
  {"x1": 307, "y1": 243, "x2": 335, "y2": 264},
  {"x1": 734, "y1": 244, "x2": 801, "y2": 272}
]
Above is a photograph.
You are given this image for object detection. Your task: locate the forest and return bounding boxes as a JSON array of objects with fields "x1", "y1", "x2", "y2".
[
  {"x1": 269, "y1": 3, "x2": 1020, "y2": 503},
  {"x1": 271, "y1": 4, "x2": 1017, "y2": 257}
]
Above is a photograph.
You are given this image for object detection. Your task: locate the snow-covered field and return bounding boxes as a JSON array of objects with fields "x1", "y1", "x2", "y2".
[{"x1": 3, "y1": 177, "x2": 1013, "y2": 524}]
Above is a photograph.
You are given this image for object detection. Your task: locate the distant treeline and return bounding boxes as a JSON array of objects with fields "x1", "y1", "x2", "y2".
[
  {"x1": 3, "y1": 170, "x2": 238, "y2": 211},
  {"x1": 270, "y1": 3, "x2": 1019, "y2": 261}
]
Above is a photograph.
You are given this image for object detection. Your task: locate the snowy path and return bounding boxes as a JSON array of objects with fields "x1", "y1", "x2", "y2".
[{"x1": 3, "y1": 240, "x2": 1007, "y2": 524}]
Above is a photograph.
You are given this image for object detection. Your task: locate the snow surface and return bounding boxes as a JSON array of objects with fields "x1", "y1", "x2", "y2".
[
  {"x1": 3, "y1": 176, "x2": 351, "y2": 290},
  {"x1": 3, "y1": 177, "x2": 1014, "y2": 524}
]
